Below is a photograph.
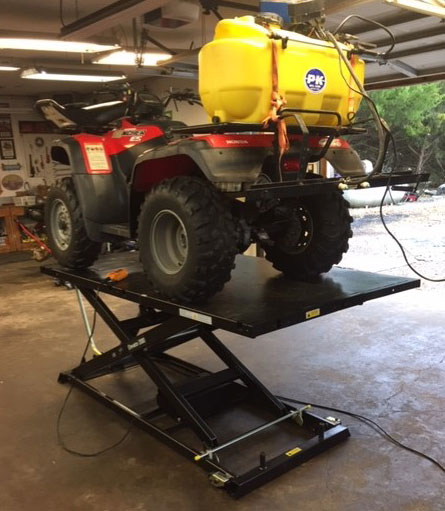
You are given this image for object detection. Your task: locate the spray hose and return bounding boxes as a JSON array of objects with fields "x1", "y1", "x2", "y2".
[{"x1": 325, "y1": 31, "x2": 390, "y2": 185}]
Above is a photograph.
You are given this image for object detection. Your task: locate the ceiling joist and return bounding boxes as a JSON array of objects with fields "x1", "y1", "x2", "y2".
[{"x1": 60, "y1": 0, "x2": 168, "y2": 40}]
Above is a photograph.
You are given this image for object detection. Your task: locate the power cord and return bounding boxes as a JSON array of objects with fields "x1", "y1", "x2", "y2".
[
  {"x1": 326, "y1": 30, "x2": 388, "y2": 183},
  {"x1": 59, "y1": 0, "x2": 66, "y2": 27},
  {"x1": 379, "y1": 133, "x2": 445, "y2": 282},
  {"x1": 56, "y1": 293, "x2": 133, "y2": 457},
  {"x1": 276, "y1": 395, "x2": 445, "y2": 474},
  {"x1": 332, "y1": 15, "x2": 396, "y2": 57},
  {"x1": 316, "y1": 22, "x2": 444, "y2": 472},
  {"x1": 329, "y1": 17, "x2": 445, "y2": 282}
]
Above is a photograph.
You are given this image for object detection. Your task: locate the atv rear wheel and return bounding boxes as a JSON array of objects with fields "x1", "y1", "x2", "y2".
[
  {"x1": 138, "y1": 176, "x2": 238, "y2": 303},
  {"x1": 264, "y1": 191, "x2": 353, "y2": 279},
  {"x1": 45, "y1": 179, "x2": 102, "y2": 268}
]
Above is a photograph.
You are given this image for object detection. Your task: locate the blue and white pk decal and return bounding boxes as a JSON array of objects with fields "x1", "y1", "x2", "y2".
[{"x1": 305, "y1": 69, "x2": 327, "y2": 94}]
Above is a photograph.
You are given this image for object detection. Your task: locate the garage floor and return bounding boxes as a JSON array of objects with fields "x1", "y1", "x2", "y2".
[{"x1": 1, "y1": 250, "x2": 444, "y2": 511}]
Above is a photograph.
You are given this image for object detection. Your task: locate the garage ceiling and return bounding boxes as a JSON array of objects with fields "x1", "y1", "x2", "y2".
[{"x1": 0, "y1": 0, "x2": 443, "y2": 97}]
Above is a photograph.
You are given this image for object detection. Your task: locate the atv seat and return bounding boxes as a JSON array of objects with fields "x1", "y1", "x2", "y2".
[{"x1": 35, "y1": 98, "x2": 128, "y2": 131}]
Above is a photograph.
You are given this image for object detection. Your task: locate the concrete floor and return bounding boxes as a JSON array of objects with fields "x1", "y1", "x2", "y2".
[{"x1": 0, "y1": 252, "x2": 444, "y2": 511}]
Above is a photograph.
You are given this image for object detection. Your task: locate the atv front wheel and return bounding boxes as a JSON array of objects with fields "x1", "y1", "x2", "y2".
[
  {"x1": 264, "y1": 191, "x2": 353, "y2": 279},
  {"x1": 45, "y1": 179, "x2": 102, "y2": 268},
  {"x1": 138, "y1": 176, "x2": 238, "y2": 303}
]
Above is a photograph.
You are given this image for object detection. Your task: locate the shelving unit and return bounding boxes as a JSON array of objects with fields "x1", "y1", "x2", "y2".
[{"x1": 0, "y1": 204, "x2": 36, "y2": 253}]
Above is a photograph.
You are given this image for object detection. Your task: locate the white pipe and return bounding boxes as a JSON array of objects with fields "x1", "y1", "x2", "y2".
[{"x1": 75, "y1": 288, "x2": 102, "y2": 356}]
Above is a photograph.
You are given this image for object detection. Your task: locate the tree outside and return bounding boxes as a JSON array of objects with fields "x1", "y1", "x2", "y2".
[{"x1": 349, "y1": 81, "x2": 445, "y2": 186}]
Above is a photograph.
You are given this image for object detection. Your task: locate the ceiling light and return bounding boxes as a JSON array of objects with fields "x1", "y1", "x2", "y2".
[
  {"x1": 94, "y1": 50, "x2": 170, "y2": 66},
  {"x1": 0, "y1": 65, "x2": 20, "y2": 71},
  {"x1": 21, "y1": 68, "x2": 126, "y2": 83},
  {"x1": 0, "y1": 38, "x2": 118, "y2": 53},
  {"x1": 83, "y1": 101, "x2": 123, "y2": 110},
  {"x1": 385, "y1": 0, "x2": 445, "y2": 18}
]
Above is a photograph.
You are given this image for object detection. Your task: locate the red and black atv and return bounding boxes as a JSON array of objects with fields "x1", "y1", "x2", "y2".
[{"x1": 37, "y1": 87, "x2": 367, "y2": 303}]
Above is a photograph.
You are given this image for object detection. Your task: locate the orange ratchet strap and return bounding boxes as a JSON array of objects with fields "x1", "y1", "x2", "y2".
[{"x1": 262, "y1": 37, "x2": 289, "y2": 158}]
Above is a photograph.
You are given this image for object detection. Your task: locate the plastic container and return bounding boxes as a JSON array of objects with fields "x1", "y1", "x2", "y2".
[{"x1": 199, "y1": 16, "x2": 365, "y2": 127}]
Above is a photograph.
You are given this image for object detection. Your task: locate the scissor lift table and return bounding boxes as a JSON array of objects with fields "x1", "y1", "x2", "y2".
[{"x1": 42, "y1": 253, "x2": 419, "y2": 498}]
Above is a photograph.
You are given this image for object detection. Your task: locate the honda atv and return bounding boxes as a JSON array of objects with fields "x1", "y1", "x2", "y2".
[
  {"x1": 38, "y1": 12, "x2": 391, "y2": 303},
  {"x1": 38, "y1": 86, "x2": 360, "y2": 303}
]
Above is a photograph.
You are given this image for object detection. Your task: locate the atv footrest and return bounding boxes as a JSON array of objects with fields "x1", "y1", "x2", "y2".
[{"x1": 101, "y1": 223, "x2": 131, "y2": 238}]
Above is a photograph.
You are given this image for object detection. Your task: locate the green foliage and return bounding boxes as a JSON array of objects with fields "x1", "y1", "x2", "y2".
[
  {"x1": 371, "y1": 83, "x2": 445, "y2": 138},
  {"x1": 351, "y1": 82, "x2": 445, "y2": 185}
]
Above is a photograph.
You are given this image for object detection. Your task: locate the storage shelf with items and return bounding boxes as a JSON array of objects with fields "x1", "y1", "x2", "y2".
[{"x1": 0, "y1": 205, "x2": 25, "y2": 253}]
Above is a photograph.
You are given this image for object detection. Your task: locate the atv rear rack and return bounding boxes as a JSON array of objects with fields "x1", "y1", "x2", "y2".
[
  {"x1": 168, "y1": 108, "x2": 388, "y2": 182},
  {"x1": 170, "y1": 122, "x2": 366, "y2": 137}
]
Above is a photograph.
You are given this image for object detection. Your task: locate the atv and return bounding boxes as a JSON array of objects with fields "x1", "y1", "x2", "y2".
[
  {"x1": 38, "y1": 85, "x2": 360, "y2": 303},
  {"x1": 38, "y1": 12, "x2": 388, "y2": 303}
]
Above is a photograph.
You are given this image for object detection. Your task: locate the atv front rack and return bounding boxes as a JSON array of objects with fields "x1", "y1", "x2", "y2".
[{"x1": 42, "y1": 254, "x2": 419, "y2": 498}]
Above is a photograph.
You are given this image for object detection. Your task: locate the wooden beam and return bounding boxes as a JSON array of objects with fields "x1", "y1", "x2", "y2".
[{"x1": 366, "y1": 67, "x2": 445, "y2": 89}]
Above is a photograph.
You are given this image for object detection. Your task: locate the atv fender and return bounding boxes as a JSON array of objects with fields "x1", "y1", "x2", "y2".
[
  {"x1": 51, "y1": 137, "x2": 129, "y2": 241},
  {"x1": 324, "y1": 143, "x2": 366, "y2": 177},
  {"x1": 131, "y1": 138, "x2": 267, "y2": 191}
]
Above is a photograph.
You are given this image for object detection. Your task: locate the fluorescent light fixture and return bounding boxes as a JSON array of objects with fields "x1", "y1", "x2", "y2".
[
  {"x1": 83, "y1": 100, "x2": 123, "y2": 110},
  {"x1": 94, "y1": 50, "x2": 170, "y2": 66},
  {"x1": 385, "y1": 0, "x2": 445, "y2": 18},
  {"x1": 0, "y1": 65, "x2": 20, "y2": 71},
  {"x1": 21, "y1": 68, "x2": 126, "y2": 83},
  {"x1": 0, "y1": 38, "x2": 118, "y2": 53}
]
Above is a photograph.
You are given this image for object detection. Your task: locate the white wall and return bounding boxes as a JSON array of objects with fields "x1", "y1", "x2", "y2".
[
  {"x1": 0, "y1": 96, "x2": 58, "y2": 204},
  {"x1": 0, "y1": 80, "x2": 204, "y2": 207}
]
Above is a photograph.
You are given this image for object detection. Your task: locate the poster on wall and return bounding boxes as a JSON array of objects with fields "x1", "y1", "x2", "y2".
[
  {"x1": 18, "y1": 120, "x2": 55, "y2": 134},
  {"x1": 1, "y1": 173, "x2": 23, "y2": 191},
  {"x1": 0, "y1": 139, "x2": 16, "y2": 160},
  {"x1": 0, "y1": 114, "x2": 13, "y2": 138}
]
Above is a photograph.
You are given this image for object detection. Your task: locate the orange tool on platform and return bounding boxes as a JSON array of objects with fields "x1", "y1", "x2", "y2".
[{"x1": 105, "y1": 268, "x2": 129, "y2": 282}]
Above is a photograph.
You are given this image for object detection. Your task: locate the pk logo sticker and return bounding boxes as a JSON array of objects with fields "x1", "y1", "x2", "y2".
[{"x1": 305, "y1": 69, "x2": 327, "y2": 94}]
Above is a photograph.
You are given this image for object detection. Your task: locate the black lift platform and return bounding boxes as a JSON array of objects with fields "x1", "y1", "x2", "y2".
[{"x1": 42, "y1": 253, "x2": 419, "y2": 498}]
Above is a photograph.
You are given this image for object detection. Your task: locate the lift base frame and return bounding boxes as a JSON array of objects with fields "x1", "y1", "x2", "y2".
[{"x1": 42, "y1": 253, "x2": 419, "y2": 498}]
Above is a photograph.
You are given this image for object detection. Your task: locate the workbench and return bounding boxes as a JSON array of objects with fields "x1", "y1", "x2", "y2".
[{"x1": 42, "y1": 253, "x2": 419, "y2": 497}]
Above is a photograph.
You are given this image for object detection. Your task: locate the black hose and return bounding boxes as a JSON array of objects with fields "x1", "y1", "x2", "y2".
[
  {"x1": 333, "y1": 15, "x2": 396, "y2": 57},
  {"x1": 326, "y1": 31, "x2": 389, "y2": 185}
]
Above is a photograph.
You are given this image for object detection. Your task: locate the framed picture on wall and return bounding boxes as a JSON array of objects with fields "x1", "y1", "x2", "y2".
[
  {"x1": 0, "y1": 115, "x2": 13, "y2": 138},
  {"x1": 0, "y1": 139, "x2": 16, "y2": 160}
]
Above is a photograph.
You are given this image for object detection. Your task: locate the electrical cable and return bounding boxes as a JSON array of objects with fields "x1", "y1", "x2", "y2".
[
  {"x1": 277, "y1": 395, "x2": 445, "y2": 473},
  {"x1": 333, "y1": 15, "x2": 396, "y2": 57},
  {"x1": 379, "y1": 133, "x2": 445, "y2": 282},
  {"x1": 56, "y1": 292, "x2": 133, "y2": 457},
  {"x1": 59, "y1": 0, "x2": 66, "y2": 27},
  {"x1": 326, "y1": 30, "x2": 389, "y2": 184},
  {"x1": 328, "y1": 22, "x2": 444, "y2": 281}
]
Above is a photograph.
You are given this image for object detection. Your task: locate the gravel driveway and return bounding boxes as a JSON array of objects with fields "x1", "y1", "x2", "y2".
[{"x1": 342, "y1": 197, "x2": 445, "y2": 294}]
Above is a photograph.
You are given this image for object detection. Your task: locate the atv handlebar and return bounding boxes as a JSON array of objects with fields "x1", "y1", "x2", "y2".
[{"x1": 163, "y1": 89, "x2": 202, "y2": 110}]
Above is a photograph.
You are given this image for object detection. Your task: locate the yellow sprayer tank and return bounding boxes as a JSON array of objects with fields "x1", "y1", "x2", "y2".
[{"x1": 199, "y1": 16, "x2": 365, "y2": 127}]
